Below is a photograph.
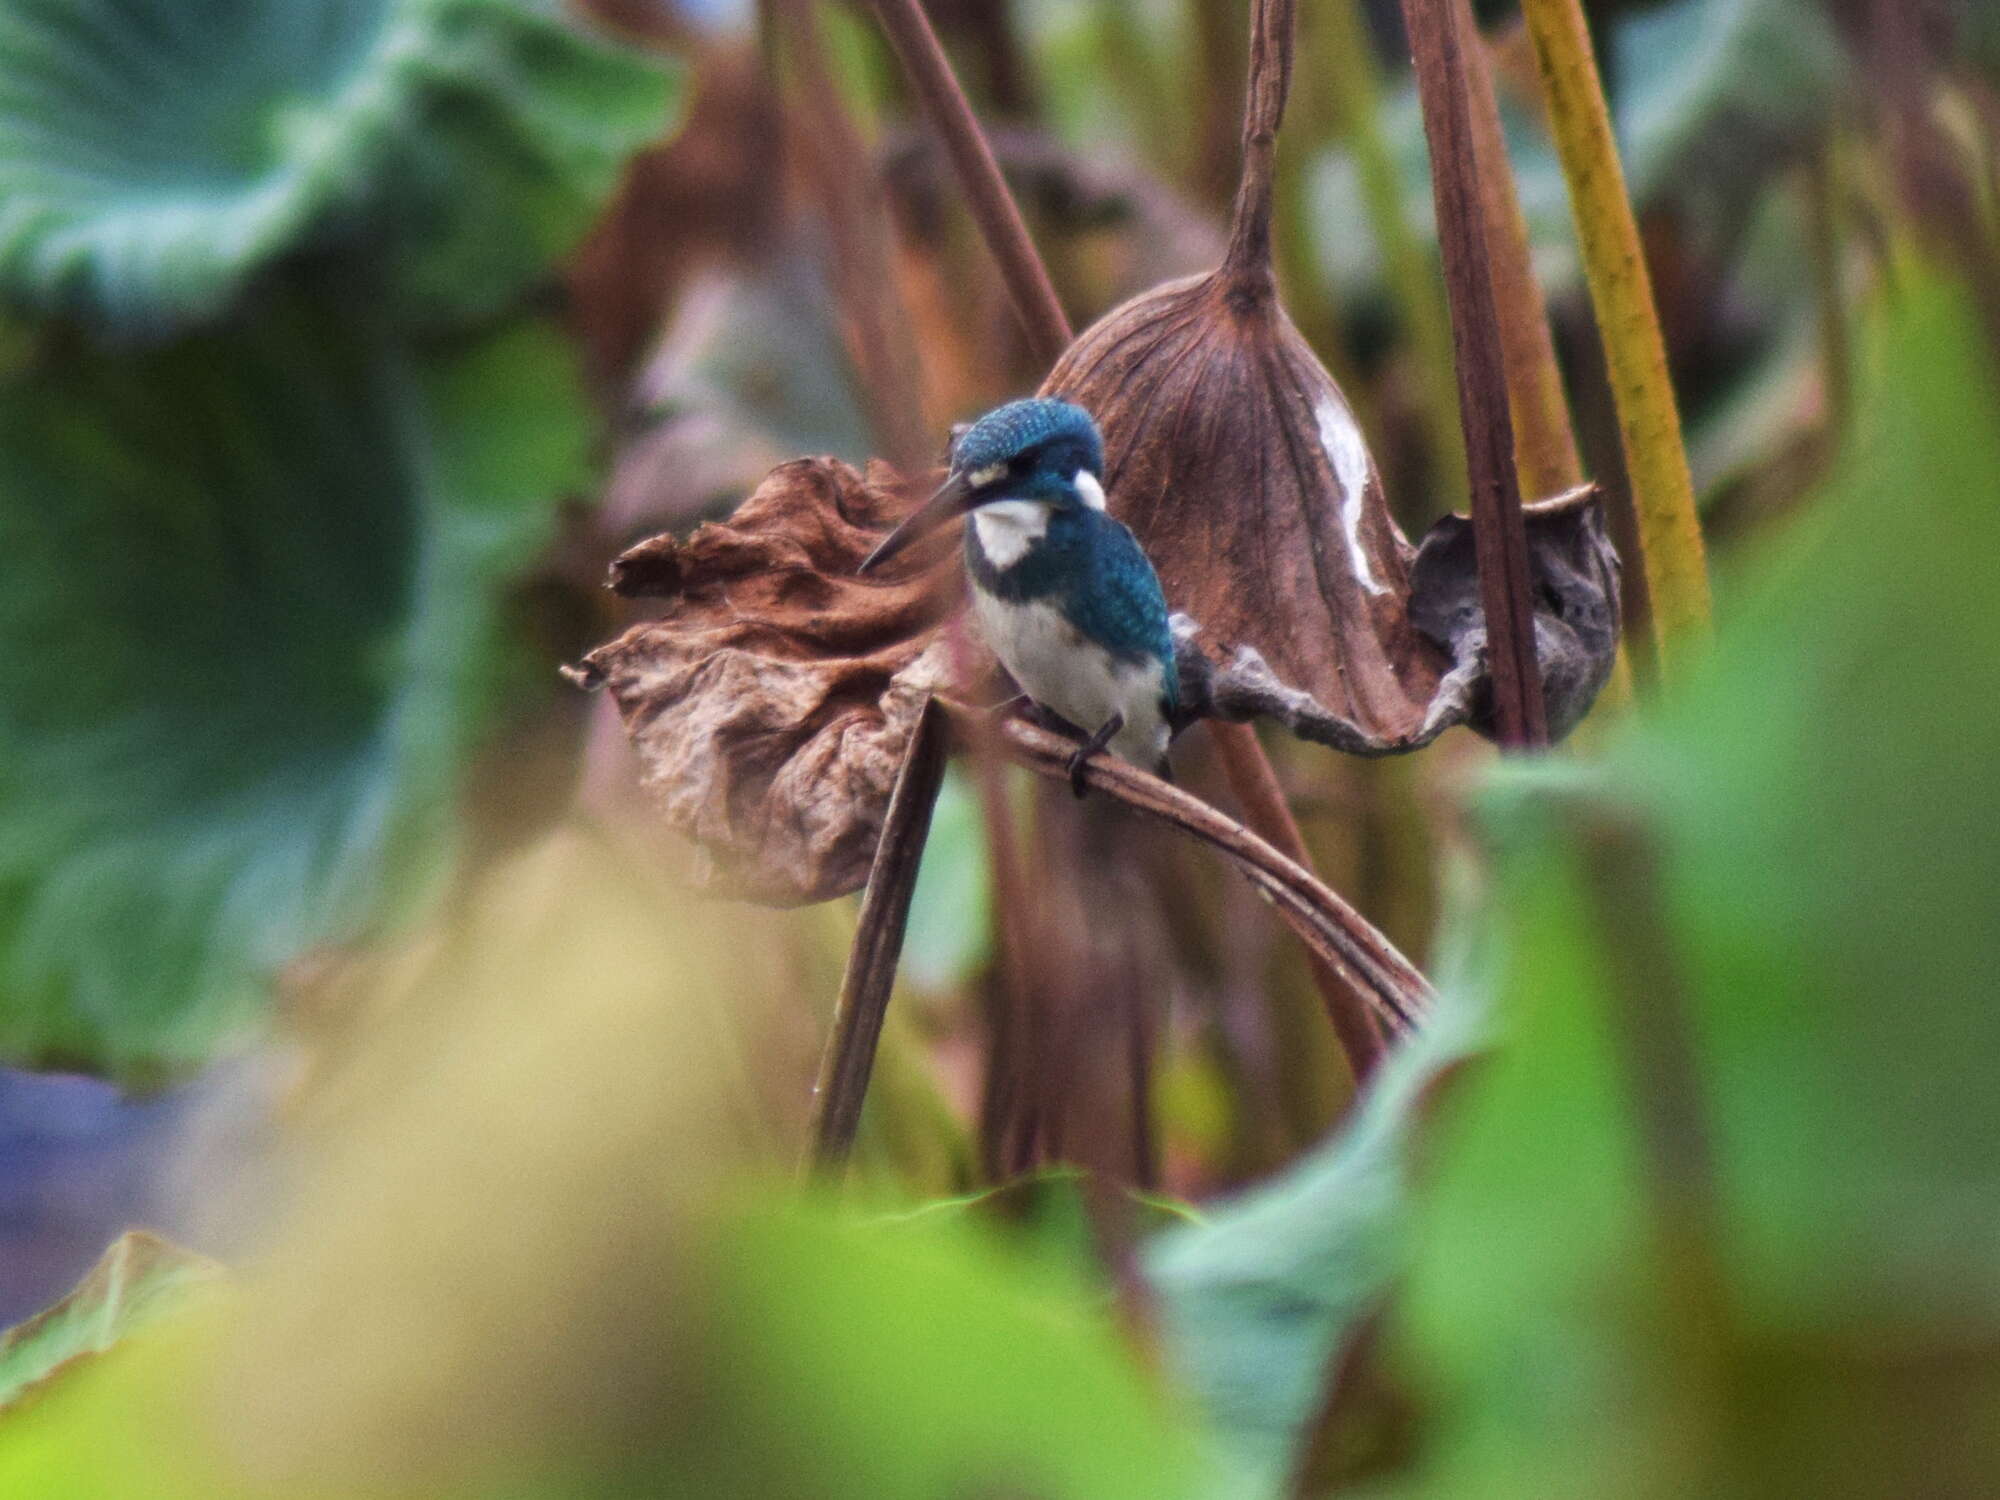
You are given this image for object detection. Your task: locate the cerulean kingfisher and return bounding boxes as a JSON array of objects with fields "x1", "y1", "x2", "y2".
[{"x1": 859, "y1": 398, "x2": 1178, "y2": 793}]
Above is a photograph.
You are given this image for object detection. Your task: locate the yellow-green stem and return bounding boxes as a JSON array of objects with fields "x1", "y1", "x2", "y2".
[
  {"x1": 1520, "y1": 0, "x2": 1712, "y2": 665},
  {"x1": 1520, "y1": 0, "x2": 1712, "y2": 668}
]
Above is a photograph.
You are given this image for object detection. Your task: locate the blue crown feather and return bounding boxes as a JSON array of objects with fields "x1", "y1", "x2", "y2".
[{"x1": 951, "y1": 397, "x2": 1103, "y2": 479}]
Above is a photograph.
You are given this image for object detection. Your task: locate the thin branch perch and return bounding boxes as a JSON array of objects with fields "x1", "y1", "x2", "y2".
[{"x1": 957, "y1": 706, "x2": 1434, "y2": 1038}]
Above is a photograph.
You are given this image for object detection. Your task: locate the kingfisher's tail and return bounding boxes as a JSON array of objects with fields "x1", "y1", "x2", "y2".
[{"x1": 1154, "y1": 753, "x2": 1175, "y2": 785}]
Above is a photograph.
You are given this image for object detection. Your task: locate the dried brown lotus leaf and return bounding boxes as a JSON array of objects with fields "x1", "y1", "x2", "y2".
[
  {"x1": 572, "y1": 450, "x2": 1618, "y2": 907},
  {"x1": 574, "y1": 458, "x2": 978, "y2": 905},
  {"x1": 1042, "y1": 271, "x2": 1448, "y2": 748}
]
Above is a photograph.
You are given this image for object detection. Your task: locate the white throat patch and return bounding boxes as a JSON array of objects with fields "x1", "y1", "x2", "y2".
[
  {"x1": 1073, "y1": 470, "x2": 1107, "y2": 510},
  {"x1": 972, "y1": 499, "x2": 1050, "y2": 569}
]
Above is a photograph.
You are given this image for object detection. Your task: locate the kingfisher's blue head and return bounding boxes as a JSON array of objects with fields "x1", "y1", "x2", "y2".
[
  {"x1": 949, "y1": 397, "x2": 1103, "y2": 495},
  {"x1": 858, "y1": 399, "x2": 1105, "y2": 572}
]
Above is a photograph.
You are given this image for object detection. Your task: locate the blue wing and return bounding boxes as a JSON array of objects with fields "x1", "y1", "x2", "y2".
[{"x1": 1071, "y1": 512, "x2": 1177, "y2": 711}]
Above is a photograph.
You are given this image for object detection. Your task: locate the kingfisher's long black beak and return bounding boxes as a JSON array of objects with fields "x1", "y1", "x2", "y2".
[{"x1": 857, "y1": 470, "x2": 975, "y2": 574}]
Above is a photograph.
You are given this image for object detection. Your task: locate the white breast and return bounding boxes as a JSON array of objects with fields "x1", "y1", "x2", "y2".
[{"x1": 970, "y1": 590, "x2": 1170, "y2": 770}]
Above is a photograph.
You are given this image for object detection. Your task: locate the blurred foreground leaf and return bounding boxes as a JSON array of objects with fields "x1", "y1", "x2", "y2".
[
  {"x1": 685, "y1": 1195, "x2": 1211, "y2": 1500},
  {"x1": 0, "y1": 298, "x2": 590, "y2": 1080},
  {"x1": 1377, "y1": 262, "x2": 2000, "y2": 1494},
  {"x1": 0, "y1": 827, "x2": 1211, "y2": 1499},
  {"x1": 0, "y1": 0, "x2": 680, "y2": 336},
  {"x1": 0, "y1": 1230, "x2": 220, "y2": 1412},
  {"x1": 1145, "y1": 967, "x2": 1485, "y2": 1496}
]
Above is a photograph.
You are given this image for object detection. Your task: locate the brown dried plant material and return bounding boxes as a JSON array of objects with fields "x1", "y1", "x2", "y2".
[
  {"x1": 570, "y1": 447, "x2": 1617, "y2": 903},
  {"x1": 569, "y1": 458, "x2": 975, "y2": 905},
  {"x1": 1407, "y1": 484, "x2": 1621, "y2": 743},
  {"x1": 1040, "y1": 0, "x2": 1447, "y2": 746}
]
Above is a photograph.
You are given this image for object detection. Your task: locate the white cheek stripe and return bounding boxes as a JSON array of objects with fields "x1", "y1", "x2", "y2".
[
  {"x1": 1074, "y1": 470, "x2": 1107, "y2": 510},
  {"x1": 972, "y1": 500, "x2": 1049, "y2": 569},
  {"x1": 968, "y1": 462, "x2": 1006, "y2": 488}
]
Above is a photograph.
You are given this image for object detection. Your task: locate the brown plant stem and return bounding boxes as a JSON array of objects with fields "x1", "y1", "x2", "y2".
[
  {"x1": 1457, "y1": 2, "x2": 1584, "y2": 499},
  {"x1": 866, "y1": 0, "x2": 1402, "y2": 1078},
  {"x1": 867, "y1": 0, "x2": 1071, "y2": 363},
  {"x1": 1400, "y1": 0, "x2": 1550, "y2": 748},
  {"x1": 1220, "y1": 0, "x2": 1293, "y2": 291},
  {"x1": 805, "y1": 696, "x2": 950, "y2": 1174},
  {"x1": 776, "y1": 0, "x2": 932, "y2": 469},
  {"x1": 960, "y1": 707, "x2": 1434, "y2": 1039}
]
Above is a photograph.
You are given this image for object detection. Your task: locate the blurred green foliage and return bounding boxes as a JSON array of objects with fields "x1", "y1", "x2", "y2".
[
  {"x1": 1385, "y1": 262, "x2": 2000, "y2": 1496},
  {"x1": 0, "y1": 303, "x2": 591, "y2": 1077},
  {"x1": 0, "y1": 830, "x2": 1214, "y2": 1500},
  {"x1": 0, "y1": 0, "x2": 678, "y2": 334},
  {"x1": 0, "y1": 1231, "x2": 220, "y2": 1411},
  {"x1": 1147, "y1": 975, "x2": 1484, "y2": 1493},
  {"x1": 0, "y1": 0, "x2": 680, "y2": 1079}
]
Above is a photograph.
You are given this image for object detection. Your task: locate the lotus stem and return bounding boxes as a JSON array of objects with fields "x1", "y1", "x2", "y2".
[
  {"x1": 867, "y1": 0, "x2": 1071, "y2": 363},
  {"x1": 1519, "y1": 0, "x2": 1713, "y2": 667},
  {"x1": 1457, "y1": 2, "x2": 1583, "y2": 499},
  {"x1": 805, "y1": 696, "x2": 951, "y2": 1174},
  {"x1": 1400, "y1": 0, "x2": 1550, "y2": 747}
]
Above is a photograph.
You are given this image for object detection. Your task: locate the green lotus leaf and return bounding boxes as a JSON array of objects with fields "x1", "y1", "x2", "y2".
[
  {"x1": 0, "y1": 293, "x2": 591, "y2": 1081},
  {"x1": 0, "y1": 1231, "x2": 222, "y2": 1412},
  {"x1": 0, "y1": 0, "x2": 680, "y2": 337}
]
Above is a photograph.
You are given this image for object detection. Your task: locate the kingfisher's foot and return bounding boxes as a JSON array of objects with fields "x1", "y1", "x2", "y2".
[
  {"x1": 1067, "y1": 712, "x2": 1126, "y2": 799},
  {"x1": 1065, "y1": 747, "x2": 1090, "y2": 798},
  {"x1": 992, "y1": 694, "x2": 1079, "y2": 739}
]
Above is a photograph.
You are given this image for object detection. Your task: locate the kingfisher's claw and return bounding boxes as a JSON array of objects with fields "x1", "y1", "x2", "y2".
[{"x1": 1066, "y1": 748, "x2": 1092, "y2": 799}]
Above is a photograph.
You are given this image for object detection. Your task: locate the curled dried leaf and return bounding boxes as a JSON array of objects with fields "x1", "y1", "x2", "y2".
[
  {"x1": 571, "y1": 458, "x2": 974, "y2": 904},
  {"x1": 1408, "y1": 484, "x2": 1621, "y2": 743}
]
